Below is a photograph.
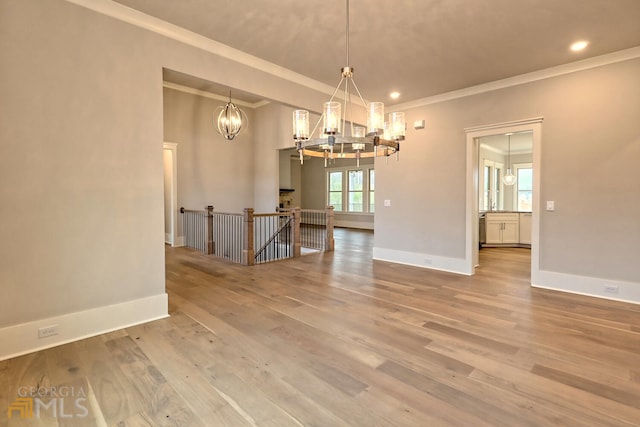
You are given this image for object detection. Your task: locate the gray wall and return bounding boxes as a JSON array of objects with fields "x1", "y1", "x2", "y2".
[
  {"x1": 0, "y1": 0, "x2": 332, "y2": 339},
  {"x1": 253, "y1": 103, "x2": 294, "y2": 212},
  {"x1": 1, "y1": 0, "x2": 638, "y2": 349},
  {"x1": 375, "y1": 58, "x2": 640, "y2": 284},
  {"x1": 1, "y1": 0, "x2": 166, "y2": 327},
  {"x1": 163, "y1": 88, "x2": 255, "y2": 217}
]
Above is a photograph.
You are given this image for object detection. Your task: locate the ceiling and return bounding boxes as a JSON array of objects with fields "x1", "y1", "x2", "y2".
[
  {"x1": 480, "y1": 132, "x2": 532, "y2": 155},
  {"x1": 118, "y1": 0, "x2": 640, "y2": 106}
]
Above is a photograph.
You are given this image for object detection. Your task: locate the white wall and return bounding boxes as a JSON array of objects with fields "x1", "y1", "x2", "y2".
[{"x1": 163, "y1": 149, "x2": 173, "y2": 238}]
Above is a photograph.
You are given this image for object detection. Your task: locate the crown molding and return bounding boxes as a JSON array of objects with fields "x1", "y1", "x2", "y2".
[
  {"x1": 64, "y1": 0, "x2": 336, "y2": 98},
  {"x1": 465, "y1": 117, "x2": 544, "y2": 134},
  {"x1": 64, "y1": 1, "x2": 639, "y2": 112},
  {"x1": 162, "y1": 82, "x2": 269, "y2": 108},
  {"x1": 391, "y1": 46, "x2": 640, "y2": 112}
]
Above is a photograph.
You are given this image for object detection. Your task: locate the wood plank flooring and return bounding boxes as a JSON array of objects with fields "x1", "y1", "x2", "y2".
[{"x1": 2, "y1": 228, "x2": 640, "y2": 426}]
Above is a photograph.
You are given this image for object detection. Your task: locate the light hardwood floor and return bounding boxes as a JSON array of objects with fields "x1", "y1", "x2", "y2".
[{"x1": 2, "y1": 228, "x2": 640, "y2": 426}]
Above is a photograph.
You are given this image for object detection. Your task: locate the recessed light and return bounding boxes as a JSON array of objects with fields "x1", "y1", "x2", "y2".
[
  {"x1": 390, "y1": 91, "x2": 400, "y2": 99},
  {"x1": 570, "y1": 40, "x2": 589, "y2": 52}
]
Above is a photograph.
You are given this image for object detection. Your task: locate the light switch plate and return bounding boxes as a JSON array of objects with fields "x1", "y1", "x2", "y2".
[
  {"x1": 384, "y1": 199, "x2": 391, "y2": 207},
  {"x1": 546, "y1": 201, "x2": 555, "y2": 211}
]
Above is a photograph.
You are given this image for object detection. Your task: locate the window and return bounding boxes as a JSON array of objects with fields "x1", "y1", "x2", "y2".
[
  {"x1": 328, "y1": 171, "x2": 343, "y2": 211},
  {"x1": 348, "y1": 170, "x2": 364, "y2": 211},
  {"x1": 516, "y1": 165, "x2": 533, "y2": 211},
  {"x1": 482, "y1": 165, "x2": 490, "y2": 211},
  {"x1": 326, "y1": 166, "x2": 374, "y2": 213},
  {"x1": 480, "y1": 160, "x2": 504, "y2": 211}
]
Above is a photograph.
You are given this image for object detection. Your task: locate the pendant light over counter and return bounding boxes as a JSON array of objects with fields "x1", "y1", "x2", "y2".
[{"x1": 502, "y1": 133, "x2": 517, "y2": 186}]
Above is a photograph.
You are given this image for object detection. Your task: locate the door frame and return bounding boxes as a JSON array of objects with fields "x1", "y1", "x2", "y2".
[
  {"x1": 163, "y1": 142, "x2": 179, "y2": 247},
  {"x1": 464, "y1": 118, "x2": 543, "y2": 281}
]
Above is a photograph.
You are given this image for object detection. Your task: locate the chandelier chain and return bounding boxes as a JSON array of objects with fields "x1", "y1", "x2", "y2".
[{"x1": 346, "y1": 0, "x2": 350, "y2": 67}]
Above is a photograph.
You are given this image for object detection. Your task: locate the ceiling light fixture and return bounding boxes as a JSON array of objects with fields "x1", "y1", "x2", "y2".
[
  {"x1": 216, "y1": 90, "x2": 246, "y2": 141},
  {"x1": 570, "y1": 40, "x2": 589, "y2": 52},
  {"x1": 502, "y1": 133, "x2": 517, "y2": 186},
  {"x1": 292, "y1": 0, "x2": 404, "y2": 167},
  {"x1": 390, "y1": 91, "x2": 400, "y2": 99}
]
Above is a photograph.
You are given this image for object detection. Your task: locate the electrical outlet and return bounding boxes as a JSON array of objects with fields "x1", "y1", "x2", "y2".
[
  {"x1": 604, "y1": 284, "x2": 619, "y2": 294},
  {"x1": 38, "y1": 325, "x2": 59, "y2": 338}
]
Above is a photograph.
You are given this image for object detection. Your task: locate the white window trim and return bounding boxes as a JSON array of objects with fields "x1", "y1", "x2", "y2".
[{"x1": 479, "y1": 159, "x2": 504, "y2": 211}]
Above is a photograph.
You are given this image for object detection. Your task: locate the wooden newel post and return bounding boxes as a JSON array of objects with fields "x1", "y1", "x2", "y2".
[
  {"x1": 206, "y1": 205, "x2": 214, "y2": 255},
  {"x1": 325, "y1": 205, "x2": 335, "y2": 252},
  {"x1": 243, "y1": 208, "x2": 255, "y2": 266},
  {"x1": 292, "y1": 207, "x2": 301, "y2": 258}
]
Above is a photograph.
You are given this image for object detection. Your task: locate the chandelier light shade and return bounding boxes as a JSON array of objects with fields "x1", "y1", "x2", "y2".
[
  {"x1": 323, "y1": 102, "x2": 341, "y2": 134},
  {"x1": 367, "y1": 102, "x2": 385, "y2": 136},
  {"x1": 292, "y1": 0, "x2": 405, "y2": 166},
  {"x1": 502, "y1": 133, "x2": 517, "y2": 186},
  {"x1": 352, "y1": 126, "x2": 366, "y2": 150},
  {"x1": 293, "y1": 110, "x2": 309, "y2": 140},
  {"x1": 389, "y1": 112, "x2": 406, "y2": 141},
  {"x1": 215, "y1": 91, "x2": 246, "y2": 141}
]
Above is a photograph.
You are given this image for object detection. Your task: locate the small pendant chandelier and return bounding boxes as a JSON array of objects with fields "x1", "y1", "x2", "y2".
[
  {"x1": 502, "y1": 133, "x2": 517, "y2": 186},
  {"x1": 215, "y1": 91, "x2": 246, "y2": 141}
]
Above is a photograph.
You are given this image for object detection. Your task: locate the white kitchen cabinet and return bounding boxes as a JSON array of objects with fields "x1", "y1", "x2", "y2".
[
  {"x1": 519, "y1": 212, "x2": 532, "y2": 244},
  {"x1": 485, "y1": 213, "x2": 520, "y2": 244}
]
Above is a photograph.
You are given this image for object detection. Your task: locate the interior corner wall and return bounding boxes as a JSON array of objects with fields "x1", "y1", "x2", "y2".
[
  {"x1": 374, "y1": 58, "x2": 640, "y2": 301},
  {"x1": 252, "y1": 103, "x2": 303, "y2": 212}
]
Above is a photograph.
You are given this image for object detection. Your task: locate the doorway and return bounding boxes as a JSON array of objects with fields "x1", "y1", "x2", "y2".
[
  {"x1": 464, "y1": 118, "x2": 543, "y2": 282},
  {"x1": 163, "y1": 142, "x2": 178, "y2": 246},
  {"x1": 478, "y1": 132, "x2": 533, "y2": 213}
]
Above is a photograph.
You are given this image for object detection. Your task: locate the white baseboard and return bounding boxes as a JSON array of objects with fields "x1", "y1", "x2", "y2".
[
  {"x1": 373, "y1": 248, "x2": 639, "y2": 304},
  {"x1": 373, "y1": 247, "x2": 472, "y2": 275},
  {"x1": 165, "y1": 233, "x2": 173, "y2": 245},
  {"x1": 533, "y1": 270, "x2": 640, "y2": 304},
  {"x1": 174, "y1": 236, "x2": 185, "y2": 247},
  {"x1": 335, "y1": 220, "x2": 374, "y2": 230},
  {"x1": 0, "y1": 293, "x2": 169, "y2": 361}
]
